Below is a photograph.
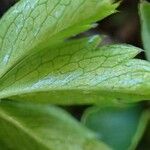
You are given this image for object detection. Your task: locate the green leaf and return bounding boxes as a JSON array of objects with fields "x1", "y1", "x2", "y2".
[
  {"x1": 82, "y1": 105, "x2": 149, "y2": 150},
  {"x1": 0, "y1": 36, "x2": 150, "y2": 104},
  {"x1": 0, "y1": 0, "x2": 118, "y2": 78},
  {"x1": 0, "y1": 100, "x2": 111, "y2": 150},
  {"x1": 139, "y1": 1, "x2": 150, "y2": 61}
]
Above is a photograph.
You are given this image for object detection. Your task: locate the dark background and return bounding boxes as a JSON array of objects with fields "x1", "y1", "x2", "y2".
[{"x1": 0, "y1": 0, "x2": 150, "y2": 149}]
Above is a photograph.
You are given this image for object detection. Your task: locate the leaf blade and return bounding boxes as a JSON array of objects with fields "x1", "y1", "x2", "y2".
[
  {"x1": 0, "y1": 100, "x2": 111, "y2": 150},
  {"x1": 0, "y1": 0, "x2": 118, "y2": 78},
  {"x1": 0, "y1": 36, "x2": 150, "y2": 104},
  {"x1": 82, "y1": 105, "x2": 149, "y2": 150}
]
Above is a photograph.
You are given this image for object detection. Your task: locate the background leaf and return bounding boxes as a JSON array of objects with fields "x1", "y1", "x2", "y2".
[
  {"x1": 0, "y1": 100, "x2": 111, "y2": 150},
  {"x1": 82, "y1": 105, "x2": 149, "y2": 150},
  {"x1": 139, "y1": 1, "x2": 150, "y2": 61}
]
